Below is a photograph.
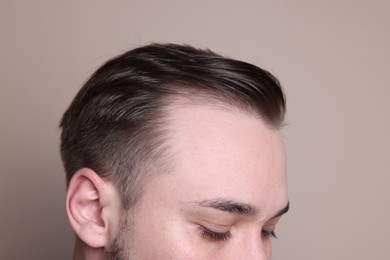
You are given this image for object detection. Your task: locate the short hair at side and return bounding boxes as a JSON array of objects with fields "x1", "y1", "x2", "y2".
[{"x1": 60, "y1": 43, "x2": 286, "y2": 209}]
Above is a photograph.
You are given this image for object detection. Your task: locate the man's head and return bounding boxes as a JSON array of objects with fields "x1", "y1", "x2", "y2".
[{"x1": 60, "y1": 43, "x2": 288, "y2": 259}]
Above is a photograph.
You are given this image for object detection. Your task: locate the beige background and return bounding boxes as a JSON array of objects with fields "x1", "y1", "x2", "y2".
[{"x1": 1, "y1": 1, "x2": 389, "y2": 259}]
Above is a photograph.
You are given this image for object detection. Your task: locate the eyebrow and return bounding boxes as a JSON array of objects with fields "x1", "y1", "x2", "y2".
[
  {"x1": 194, "y1": 198, "x2": 290, "y2": 218},
  {"x1": 194, "y1": 198, "x2": 258, "y2": 216},
  {"x1": 273, "y1": 201, "x2": 289, "y2": 218}
]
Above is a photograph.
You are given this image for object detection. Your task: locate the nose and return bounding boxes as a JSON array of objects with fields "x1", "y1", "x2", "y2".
[
  {"x1": 231, "y1": 236, "x2": 270, "y2": 260},
  {"x1": 246, "y1": 242, "x2": 269, "y2": 260}
]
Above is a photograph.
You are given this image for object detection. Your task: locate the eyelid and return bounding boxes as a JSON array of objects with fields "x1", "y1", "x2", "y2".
[
  {"x1": 197, "y1": 223, "x2": 230, "y2": 235},
  {"x1": 198, "y1": 225, "x2": 232, "y2": 242},
  {"x1": 262, "y1": 228, "x2": 278, "y2": 239},
  {"x1": 196, "y1": 218, "x2": 232, "y2": 230},
  {"x1": 267, "y1": 216, "x2": 281, "y2": 225}
]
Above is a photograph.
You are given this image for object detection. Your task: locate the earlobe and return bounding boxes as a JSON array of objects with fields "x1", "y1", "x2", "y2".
[{"x1": 66, "y1": 168, "x2": 111, "y2": 248}]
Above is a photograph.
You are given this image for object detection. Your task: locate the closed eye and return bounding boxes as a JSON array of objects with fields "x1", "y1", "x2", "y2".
[
  {"x1": 262, "y1": 229, "x2": 277, "y2": 239},
  {"x1": 198, "y1": 225, "x2": 277, "y2": 242},
  {"x1": 198, "y1": 226, "x2": 232, "y2": 242}
]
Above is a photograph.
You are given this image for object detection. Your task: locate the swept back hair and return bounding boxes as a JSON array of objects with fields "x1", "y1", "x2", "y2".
[{"x1": 60, "y1": 43, "x2": 286, "y2": 209}]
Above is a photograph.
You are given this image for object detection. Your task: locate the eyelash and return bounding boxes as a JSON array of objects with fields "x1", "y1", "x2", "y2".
[
  {"x1": 262, "y1": 230, "x2": 278, "y2": 239},
  {"x1": 198, "y1": 226, "x2": 232, "y2": 241},
  {"x1": 198, "y1": 226, "x2": 278, "y2": 242}
]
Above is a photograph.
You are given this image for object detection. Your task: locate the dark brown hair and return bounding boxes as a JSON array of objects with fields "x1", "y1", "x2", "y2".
[{"x1": 60, "y1": 43, "x2": 286, "y2": 209}]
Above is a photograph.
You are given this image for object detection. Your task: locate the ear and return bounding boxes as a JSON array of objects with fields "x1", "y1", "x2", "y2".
[{"x1": 66, "y1": 168, "x2": 121, "y2": 248}]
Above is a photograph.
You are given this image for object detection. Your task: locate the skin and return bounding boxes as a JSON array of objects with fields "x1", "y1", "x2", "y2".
[{"x1": 67, "y1": 101, "x2": 288, "y2": 260}]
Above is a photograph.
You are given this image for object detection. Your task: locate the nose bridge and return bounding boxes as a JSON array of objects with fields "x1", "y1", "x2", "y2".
[
  {"x1": 248, "y1": 239, "x2": 268, "y2": 260},
  {"x1": 233, "y1": 233, "x2": 269, "y2": 260}
]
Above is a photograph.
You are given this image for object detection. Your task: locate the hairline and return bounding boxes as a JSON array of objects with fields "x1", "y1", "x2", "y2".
[{"x1": 122, "y1": 90, "x2": 283, "y2": 211}]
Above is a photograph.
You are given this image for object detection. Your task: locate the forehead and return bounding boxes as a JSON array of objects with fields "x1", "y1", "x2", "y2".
[{"x1": 162, "y1": 100, "x2": 288, "y2": 213}]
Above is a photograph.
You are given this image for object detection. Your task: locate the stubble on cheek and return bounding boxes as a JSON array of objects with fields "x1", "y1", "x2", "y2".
[{"x1": 107, "y1": 216, "x2": 131, "y2": 260}]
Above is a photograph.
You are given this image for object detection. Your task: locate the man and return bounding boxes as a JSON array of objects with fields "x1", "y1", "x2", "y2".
[{"x1": 60, "y1": 43, "x2": 289, "y2": 260}]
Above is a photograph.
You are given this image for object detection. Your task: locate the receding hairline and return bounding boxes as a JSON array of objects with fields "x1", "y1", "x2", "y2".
[
  {"x1": 60, "y1": 43, "x2": 286, "y2": 210},
  {"x1": 120, "y1": 91, "x2": 284, "y2": 210}
]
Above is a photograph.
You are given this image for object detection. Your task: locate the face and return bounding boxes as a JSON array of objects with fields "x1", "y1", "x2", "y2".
[{"x1": 110, "y1": 102, "x2": 288, "y2": 260}]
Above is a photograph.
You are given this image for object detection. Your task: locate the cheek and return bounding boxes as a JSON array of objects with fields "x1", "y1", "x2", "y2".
[{"x1": 125, "y1": 208, "x2": 203, "y2": 259}]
